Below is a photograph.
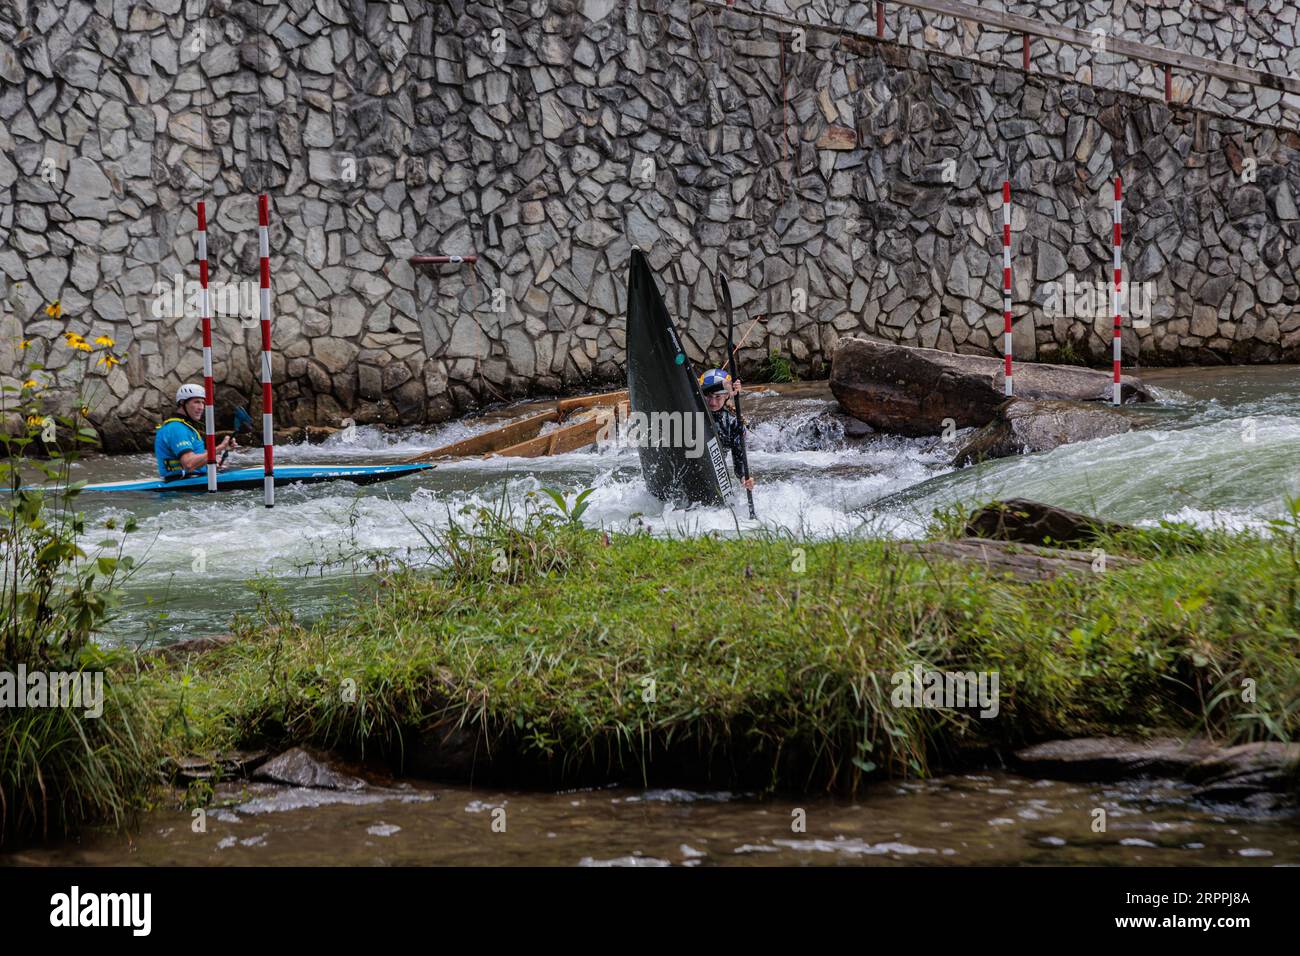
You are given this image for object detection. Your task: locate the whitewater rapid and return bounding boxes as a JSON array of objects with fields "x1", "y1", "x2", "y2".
[{"x1": 67, "y1": 368, "x2": 1299, "y2": 643}]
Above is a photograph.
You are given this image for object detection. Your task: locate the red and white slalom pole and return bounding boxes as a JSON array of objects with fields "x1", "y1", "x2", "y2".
[
  {"x1": 257, "y1": 194, "x2": 274, "y2": 507},
  {"x1": 1112, "y1": 177, "x2": 1123, "y2": 406},
  {"x1": 197, "y1": 201, "x2": 217, "y2": 492},
  {"x1": 1002, "y1": 178, "x2": 1013, "y2": 396}
]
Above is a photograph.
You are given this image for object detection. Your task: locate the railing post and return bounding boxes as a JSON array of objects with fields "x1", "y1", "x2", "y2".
[
  {"x1": 877, "y1": 1, "x2": 885, "y2": 38},
  {"x1": 1022, "y1": 34, "x2": 1031, "y2": 72}
]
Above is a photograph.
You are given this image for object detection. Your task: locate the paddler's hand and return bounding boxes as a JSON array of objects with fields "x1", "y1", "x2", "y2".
[
  {"x1": 742, "y1": 476, "x2": 754, "y2": 491},
  {"x1": 730, "y1": 380, "x2": 743, "y2": 396}
]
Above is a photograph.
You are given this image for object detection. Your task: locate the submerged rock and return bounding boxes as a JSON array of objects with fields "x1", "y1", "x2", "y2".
[
  {"x1": 829, "y1": 339, "x2": 1153, "y2": 436},
  {"x1": 964, "y1": 499, "x2": 1132, "y2": 546},
  {"x1": 952, "y1": 399, "x2": 1134, "y2": 465}
]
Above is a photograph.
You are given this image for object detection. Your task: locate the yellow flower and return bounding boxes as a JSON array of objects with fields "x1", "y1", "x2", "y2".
[
  {"x1": 63, "y1": 331, "x2": 85, "y2": 346},
  {"x1": 22, "y1": 378, "x2": 39, "y2": 389},
  {"x1": 18, "y1": 339, "x2": 31, "y2": 350},
  {"x1": 73, "y1": 340, "x2": 92, "y2": 352},
  {"x1": 94, "y1": 335, "x2": 115, "y2": 347},
  {"x1": 97, "y1": 355, "x2": 120, "y2": 368},
  {"x1": 45, "y1": 301, "x2": 62, "y2": 318},
  {"x1": 26, "y1": 415, "x2": 44, "y2": 427}
]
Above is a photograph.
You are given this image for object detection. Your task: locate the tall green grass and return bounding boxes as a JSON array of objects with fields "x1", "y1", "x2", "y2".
[
  {"x1": 153, "y1": 496, "x2": 1300, "y2": 794},
  {"x1": 1, "y1": 349, "x2": 160, "y2": 848}
]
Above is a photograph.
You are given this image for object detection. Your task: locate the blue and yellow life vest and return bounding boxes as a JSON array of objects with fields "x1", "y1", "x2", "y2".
[{"x1": 155, "y1": 416, "x2": 206, "y2": 477}]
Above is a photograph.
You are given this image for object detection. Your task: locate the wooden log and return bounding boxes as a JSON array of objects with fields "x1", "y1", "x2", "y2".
[
  {"x1": 557, "y1": 389, "x2": 628, "y2": 413},
  {"x1": 405, "y1": 410, "x2": 558, "y2": 462},
  {"x1": 494, "y1": 405, "x2": 624, "y2": 457},
  {"x1": 900, "y1": 538, "x2": 1139, "y2": 581}
]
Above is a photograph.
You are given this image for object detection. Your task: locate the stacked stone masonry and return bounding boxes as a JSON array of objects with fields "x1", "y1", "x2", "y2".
[{"x1": 0, "y1": 0, "x2": 1297, "y2": 449}]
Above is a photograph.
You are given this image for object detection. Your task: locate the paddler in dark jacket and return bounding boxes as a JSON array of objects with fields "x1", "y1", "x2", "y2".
[{"x1": 699, "y1": 368, "x2": 754, "y2": 491}]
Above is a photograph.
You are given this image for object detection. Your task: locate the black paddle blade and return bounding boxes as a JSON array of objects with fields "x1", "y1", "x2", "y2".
[{"x1": 715, "y1": 272, "x2": 756, "y2": 519}]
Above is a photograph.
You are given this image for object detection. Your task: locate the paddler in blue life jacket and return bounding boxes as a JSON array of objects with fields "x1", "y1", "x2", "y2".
[
  {"x1": 699, "y1": 368, "x2": 754, "y2": 492},
  {"x1": 155, "y1": 383, "x2": 235, "y2": 480}
]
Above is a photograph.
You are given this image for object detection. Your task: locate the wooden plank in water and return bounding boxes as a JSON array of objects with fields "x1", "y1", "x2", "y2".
[
  {"x1": 557, "y1": 390, "x2": 628, "y2": 413},
  {"x1": 405, "y1": 410, "x2": 558, "y2": 462},
  {"x1": 494, "y1": 407, "x2": 622, "y2": 457}
]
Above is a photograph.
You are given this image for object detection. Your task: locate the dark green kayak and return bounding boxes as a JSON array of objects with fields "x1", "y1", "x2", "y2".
[{"x1": 625, "y1": 249, "x2": 733, "y2": 507}]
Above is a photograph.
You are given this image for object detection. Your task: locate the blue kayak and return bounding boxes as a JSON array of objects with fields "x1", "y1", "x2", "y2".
[{"x1": 67, "y1": 463, "x2": 434, "y2": 494}]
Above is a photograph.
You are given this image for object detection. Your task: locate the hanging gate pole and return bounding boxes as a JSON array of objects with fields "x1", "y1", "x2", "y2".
[
  {"x1": 258, "y1": 194, "x2": 275, "y2": 507},
  {"x1": 196, "y1": 201, "x2": 218, "y2": 491},
  {"x1": 1111, "y1": 177, "x2": 1123, "y2": 406},
  {"x1": 1002, "y1": 179, "x2": 1013, "y2": 396}
]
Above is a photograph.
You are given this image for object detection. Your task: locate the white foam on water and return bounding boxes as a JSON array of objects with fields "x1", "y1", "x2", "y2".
[{"x1": 77, "y1": 383, "x2": 1300, "y2": 643}]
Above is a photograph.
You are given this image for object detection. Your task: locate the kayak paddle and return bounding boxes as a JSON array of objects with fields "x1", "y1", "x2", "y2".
[{"x1": 717, "y1": 275, "x2": 756, "y2": 519}]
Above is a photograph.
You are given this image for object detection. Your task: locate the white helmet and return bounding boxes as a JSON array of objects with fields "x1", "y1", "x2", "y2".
[{"x1": 176, "y1": 383, "x2": 206, "y2": 404}]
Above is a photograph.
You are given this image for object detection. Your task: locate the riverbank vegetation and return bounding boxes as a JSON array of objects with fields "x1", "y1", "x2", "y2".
[
  {"x1": 2, "y1": 336, "x2": 161, "y2": 848},
  {"x1": 6, "y1": 472, "x2": 1300, "y2": 844},
  {"x1": 149, "y1": 494, "x2": 1300, "y2": 794}
]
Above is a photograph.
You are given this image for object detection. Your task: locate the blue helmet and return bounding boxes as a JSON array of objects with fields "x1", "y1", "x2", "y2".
[{"x1": 699, "y1": 368, "x2": 731, "y2": 394}]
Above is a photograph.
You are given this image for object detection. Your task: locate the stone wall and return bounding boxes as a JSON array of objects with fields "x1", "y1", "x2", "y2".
[
  {"x1": 1, "y1": 0, "x2": 1298, "y2": 450},
  {"x1": 871, "y1": 0, "x2": 1300, "y2": 129}
]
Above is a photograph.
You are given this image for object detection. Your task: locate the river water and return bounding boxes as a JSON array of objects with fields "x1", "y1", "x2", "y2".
[
  {"x1": 55, "y1": 364, "x2": 1299, "y2": 646},
  {"x1": 8, "y1": 771, "x2": 1296, "y2": 866},
  {"x1": 12, "y1": 365, "x2": 1300, "y2": 865}
]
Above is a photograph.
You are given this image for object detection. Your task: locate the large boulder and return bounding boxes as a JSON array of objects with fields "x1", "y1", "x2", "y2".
[
  {"x1": 952, "y1": 398, "x2": 1134, "y2": 465},
  {"x1": 829, "y1": 338, "x2": 1153, "y2": 436},
  {"x1": 963, "y1": 498, "x2": 1132, "y2": 546}
]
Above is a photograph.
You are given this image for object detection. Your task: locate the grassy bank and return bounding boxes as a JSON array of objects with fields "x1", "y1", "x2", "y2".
[{"x1": 149, "y1": 500, "x2": 1300, "y2": 794}]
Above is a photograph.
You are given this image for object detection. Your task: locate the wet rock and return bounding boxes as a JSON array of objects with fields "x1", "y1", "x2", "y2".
[
  {"x1": 952, "y1": 398, "x2": 1135, "y2": 465},
  {"x1": 1016, "y1": 737, "x2": 1300, "y2": 809},
  {"x1": 830, "y1": 339, "x2": 1152, "y2": 437},
  {"x1": 253, "y1": 747, "x2": 368, "y2": 791},
  {"x1": 964, "y1": 499, "x2": 1132, "y2": 546},
  {"x1": 1187, "y1": 743, "x2": 1300, "y2": 808},
  {"x1": 1014, "y1": 737, "x2": 1222, "y2": 780},
  {"x1": 162, "y1": 749, "x2": 270, "y2": 784}
]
